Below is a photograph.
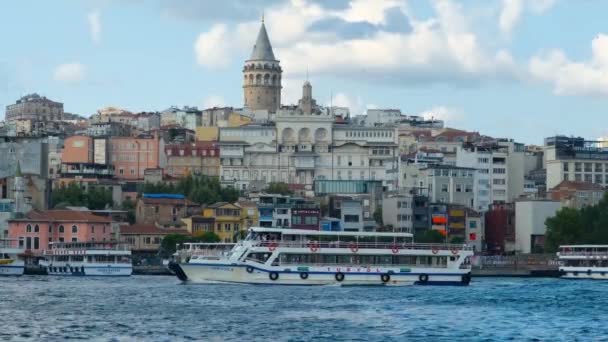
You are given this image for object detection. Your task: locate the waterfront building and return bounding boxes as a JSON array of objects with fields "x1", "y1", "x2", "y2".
[
  {"x1": 8, "y1": 210, "x2": 112, "y2": 256},
  {"x1": 456, "y1": 139, "x2": 526, "y2": 210},
  {"x1": 484, "y1": 203, "x2": 515, "y2": 254},
  {"x1": 109, "y1": 135, "x2": 164, "y2": 180},
  {"x1": 382, "y1": 193, "x2": 414, "y2": 233},
  {"x1": 290, "y1": 202, "x2": 321, "y2": 230},
  {"x1": 201, "y1": 202, "x2": 245, "y2": 242},
  {"x1": 547, "y1": 180, "x2": 606, "y2": 209},
  {"x1": 164, "y1": 142, "x2": 220, "y2": 178},
  {"x1": 135, "y1": 194, "x2": 200, "y2": 228},
  {"x1": 161, "y1": 106, "x2": 202, "y2": 130},
  {"x1": 419, "y1": 164, "x2": 478, "y2": 209},
  {"x1": 514, "y1": 199, "x2": 561, "y2": 254},
  {"x1": 243, "y1": 20, "x2": 282, "y2": 112},
  {"x1": 5, "y1": 94, "x2": 64, "y2": 131},
  {"x1": 545, "y1": 135, "x2": 608, "y2": 189},
  {"x1": 120, "y1": 223, "x2": 189, "y2": 254},
  {"x1": 59, "y1": 136, "x2": 114, "y2": 183}
]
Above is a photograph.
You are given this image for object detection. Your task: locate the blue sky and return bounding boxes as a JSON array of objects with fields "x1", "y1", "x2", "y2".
[{"x1": 0, "y1": 0, "x2": 607, "y2": 145}]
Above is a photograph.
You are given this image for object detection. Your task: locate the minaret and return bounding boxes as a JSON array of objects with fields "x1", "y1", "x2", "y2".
[
  {"x1": 243, "y1": 18, "x2": 282, "y2": 112},
  {"x1": 13, "y1": 161, "x2": 25, "y2": 214}
]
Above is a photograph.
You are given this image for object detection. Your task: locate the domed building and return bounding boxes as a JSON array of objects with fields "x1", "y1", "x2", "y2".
[{"x1": 243, "y1": 19, "x2": 282, "y2": 112}]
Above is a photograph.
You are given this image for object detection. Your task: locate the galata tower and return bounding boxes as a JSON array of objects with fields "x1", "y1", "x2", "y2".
[{"x1": 243, "y1": 19, "x2": 282, "y2": 112}]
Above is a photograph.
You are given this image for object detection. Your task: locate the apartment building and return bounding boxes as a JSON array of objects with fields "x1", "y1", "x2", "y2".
[{"x1": 545, "y1": 136, "x2": 608, "y2": 189}]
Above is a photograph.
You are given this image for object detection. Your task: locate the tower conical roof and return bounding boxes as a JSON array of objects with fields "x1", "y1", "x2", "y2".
[
  {"x1": 249, "y1": 22, "x2": 276, "y2": 61},
  {"x1": 15, "y1": 160, "x2": 22, "y2": 177}
]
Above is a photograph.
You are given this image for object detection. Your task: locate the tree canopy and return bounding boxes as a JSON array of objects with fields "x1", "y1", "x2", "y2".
[
  {"x1": 141, "y1": 175, "x2": 239, "y2": 205},
  {"x1": 51, "y1": 183, "x2": 113, "y2": 210},
  {"x1": 415, "y1": 230, "x2": 445, "y2": 243},
  {"x1": 545, "y1": 193, "x2": 608, "y2": 252},
  {"x1": 264, "y1": 182, "x2": 292, "y2": 195}
]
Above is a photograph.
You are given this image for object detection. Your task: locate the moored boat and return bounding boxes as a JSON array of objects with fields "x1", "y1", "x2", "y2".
[
  {"x1": 558, "y1": 245, "x2": 608, "y2": 279},
  {"x1": 0, "y1": 239, "x2": 25, "y2": 276},
  {"x1": 169, "y1": 227, "x2": 474, "y2": 286},
  {"x1": 40, "y1": 241, "x2": 132, "y2": 276}
]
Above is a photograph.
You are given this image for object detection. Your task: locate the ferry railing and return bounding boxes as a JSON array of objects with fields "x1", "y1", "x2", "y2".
[
  {"x1": 50, "y1": 243, "x2": 131, "y2": 251},
  {"x1": 0, "y1": 239, "x2": 22, "y2": 249},
  {"x1": 274, "y1": 261, "x2": 452, "y2": 269},
  {"x1": 558, "y1": 250, "x2": 608, "y2": 257},
  {"x1": 252, "y1": 241, "x2": 473, "y2": 251}
]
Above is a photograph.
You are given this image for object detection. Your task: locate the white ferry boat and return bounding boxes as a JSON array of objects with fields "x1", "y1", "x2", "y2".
[
  {"x1": 169, "y1": 227, "x2": 474, "y2": 286},
  {"x1": 40, "y1": 241, "x2": 132, "y2": 276},
  {"x1": 558, "y1": 245, "x2": 608, "y2": 279},
  {"x1": 0, "y1": 239, "x2": 25, "y2": 276}
]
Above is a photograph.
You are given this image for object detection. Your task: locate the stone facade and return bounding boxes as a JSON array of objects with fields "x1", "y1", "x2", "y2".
[
  {"x1": 5, "y1": 94, "x2": 64, "y2": 123},
  {"x1": 243, "y1": 21, "x2": 282, "y2": 112}
]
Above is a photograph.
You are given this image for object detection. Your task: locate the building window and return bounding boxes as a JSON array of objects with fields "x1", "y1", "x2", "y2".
[
  {"x1": 217, "y1": 223, "x2": 222, "y2": 231},
  {"x1": 34, "y1": 225, "x2": 39, "y2": 233},
  {"x1": 26, "y1": 224, "x2": 32, "y2": 233},
  {"x1": 59, "y1": 225, "x2": 64, "y2": 233},
  {"x1": 225, "y1": 224, "x2": 231, "y2": 231},
  {"x1": 584, "y1": 163, "x2": 592, "y2": 172},
  {"x1": 456, "y1": 184, "x2": 462, "y2": 192},
  {"x1": 596, "y1": 163, "x2": 603, "y2": 173},
  {"x1": 564, "y1": 173, "x2": 569, "y2": 181},
  {"x1": 595, "y1": 175, "x2": 604, "y2": 184},
  {"x1": 344, "y1": 215, "x2": 360, "y2": 223},
  {"x1": 441, "y1": 184, "x2": 449, "y2": 192},
  {"x1": 493, "y1": 168, "x2": 506, "y2": 174},
  {"x1": 48, "y1": 226, "x2": 52, "y2": 233},
  {"x1": 575, "y1": 174, "x2": 582, "y2": 181},
  {"x1": 574, "y1": 162, "x2": 582, "y2": 172},
  {"x1": 465, "y1": 184, "x2": 473, "y2": 193},
  {"x1": 72, "y1": 225, "x2": 78, "y2": 233},
  {"x1": 72, "y1": 237, "x2": 77, "y2": 242},
  {"x1": 585, "y1": 174, "x2": 592, "y2": 182},
  {"x1": 34, "y1": 237, "x2": 39, "y2": 250}
]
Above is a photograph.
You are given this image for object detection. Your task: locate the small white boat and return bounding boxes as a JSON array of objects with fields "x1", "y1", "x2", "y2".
[
  {"x1": 40, "y1": 241, "x2": 132, "y2": 276},
  {"x1": 558, "y1": 245, "x2": 608, "y2": 279},
  {"x1": 0, "y1": 239, "x2": 25, "y2": 276},
  {"x1": 169, "y1": 227, "x2": 474, "y2": 286}
]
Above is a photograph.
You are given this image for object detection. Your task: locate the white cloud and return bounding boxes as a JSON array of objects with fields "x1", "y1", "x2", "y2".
[
  {"x1": 194, "y1": 24, "x2": 231, "y2": 68},
  {"x1": 326, "y1": 92, "x2": 367, "y2": 115},
  {"x1": 203, "y1": 95, "x2": 225, "y2": 109},
  {"x1": 53, "y1": 63, "x2": 86, "y2": 84},
  {"x1": 88, "y1": 10, "x2": 101, "y2": 44},
  {"x1": 529, "y1": 34, "x2": 608, "y2": 96},
  {"x1": 418, "y1": 105, "x2": 464, "y2": 124},
  {"x1": 499, "y1": 0, "x2": 556, "y2": 35}
]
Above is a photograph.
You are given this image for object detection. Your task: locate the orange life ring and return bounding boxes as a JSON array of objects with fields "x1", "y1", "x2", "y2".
[
  {"x1": 309, "y1": 241, "x2": 319, "y2": 252},
  {"x1": 451, "y1": 248, "x2": 459, "y2": 255},
  {"x1": 349, "y1": 242, "x2": 359, "y2": 253},
  {"x1": 432, "y1": 248, "x2": 439, "y2": 255},
  {"x1": 268, "y1": 242, "x2": 278, "y2": 252},
  {"x1": 391, "y1": 245, "x2": 400, "y2": 254}
]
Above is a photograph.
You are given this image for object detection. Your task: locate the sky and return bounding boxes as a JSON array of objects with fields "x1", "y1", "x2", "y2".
[{"x1": 0, "y1": 0, "x2": 607, "y2": 145}]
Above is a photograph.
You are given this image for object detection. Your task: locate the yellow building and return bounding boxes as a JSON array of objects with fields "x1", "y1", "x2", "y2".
[
  {"x1": 201, "y1": 202, "x2": 245, "y2": 242},
  {"x1": 227, "y1": 112, "x2": 253, "y2": 127},
  {"x1": 195, "y1": 126, "x2": 219, "y2": 142},
  {"x1": 238, "y1": 201, "x2": 259, "y2": 231}
]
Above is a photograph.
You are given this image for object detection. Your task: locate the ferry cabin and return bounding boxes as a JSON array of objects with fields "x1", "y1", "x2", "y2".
[
  {"x1": 41, "y1": 241, "x2": 132, "y2": 276},
  {"x1": 0, "y1": 239, "x2": 26, "y2": 276},
  {"x1": 558, "y1": 245, "x2": 608, "y2": 279}
]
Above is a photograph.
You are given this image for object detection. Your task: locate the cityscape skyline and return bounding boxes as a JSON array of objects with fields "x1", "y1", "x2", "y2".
[{"x1": 1, "y1": 0, "x2": 607, "y2": 145}]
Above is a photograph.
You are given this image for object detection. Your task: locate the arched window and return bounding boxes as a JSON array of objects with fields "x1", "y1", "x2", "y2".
[
  {"x1": 34, "y1": 225, "x2": 39, "y2": 233},
  {"x1": 72, "y1": 225, "x2": 78, "y2": 234},
  {"x1": 59, "y1": 225, "x2": 64, "y2": 233},
  {"x1": 26, "y1": 224, "x2": 32, "y2": 233}
]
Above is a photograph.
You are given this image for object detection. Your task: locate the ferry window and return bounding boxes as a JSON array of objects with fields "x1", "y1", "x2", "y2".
[
  {"x1": 72, "y1": 225, "x2": 78, "y2": 233},
  {"x1": 72, "y1": 255, "x2": 84, "y2": 262},
  {"x1": 26, "y1": 224, "x2": 32, "y2": 233},
  {"x1": 59, "y1": 225, "x2": 64, "y2": 233},
  {"x1": 376, "y1": 255, "x2": 392, "y2": 265}
]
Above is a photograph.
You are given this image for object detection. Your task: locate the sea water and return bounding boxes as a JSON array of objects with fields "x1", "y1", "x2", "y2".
[{"x1": 1, "y1": 276, "x2": 607, "y2": 341}]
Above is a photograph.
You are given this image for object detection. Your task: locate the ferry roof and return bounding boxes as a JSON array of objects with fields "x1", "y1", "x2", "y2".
[
  {"x1": 560, "y1": 245, "x2": 608, "y2": 248},
  {"x1": 249, "y1": 227, "x2": 413, "y2": 238}
]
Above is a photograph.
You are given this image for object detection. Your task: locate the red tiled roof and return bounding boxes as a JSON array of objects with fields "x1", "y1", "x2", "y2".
[
  {"x1": 15, "y1": 210, "x2": 112, "y2": 223},
  {"x1": 551, "y1": 180, "x2": 605, "y2": 191},
  {"x1": 120, "y1": 224, "x2": 190, "y2": 235},
  {"x1": 140, "y1": 197, "x2": 199, "y2": 206}
]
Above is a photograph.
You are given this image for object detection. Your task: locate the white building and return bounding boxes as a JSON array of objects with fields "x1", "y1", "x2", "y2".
[
  {"x1": 514, "y1": 199, "x2": 561, "y2": 254},
  {"x1": 456, "y1": 139, "x2": 526, "y2": 210},
  {"x1": 161, "y1": 106, "x2": 201, "y2": 130},
  {"x1": 382, "y1": 194, "x2": 414, "y2": 233},
  {"x1": 545, "y1": 136, "x2": 608, "y2": 189},
  {"x1": 365, "y1": 109, "x2": 403, "y2": 126}
]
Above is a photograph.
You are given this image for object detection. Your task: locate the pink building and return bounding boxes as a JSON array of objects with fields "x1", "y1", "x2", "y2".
[
  {"x1": 109, "y1": 134, "x2": 163, "y2": 180},
  {"x1": 8, "y1": 210, "x2": 113, "y2": 255},
  {"x1": 62, "y1": 135, "x2": 93, "y2": 163}
]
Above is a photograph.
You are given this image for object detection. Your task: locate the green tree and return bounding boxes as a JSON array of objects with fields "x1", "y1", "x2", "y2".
[
  {"x1": 121, "y1": 198, "x2": 136, "y2": 224},
  {"x1": 51, "y1": 183, "x2": 113, "y2": 210},
  {"x1": 450, "y1": 236, "x2": 465, "y2": 244},
  {"x1": 141, "y1": 175, "x2": 239, "y2": 206},
  {"x1": 545, "y1": 207, "x2": 583, "y2": 252},
  {"x1": 265, "y1": 182, "x2": 292, "y2": 195},
  {"x1": 415, "y1": 230, "x2": 445, "y2": 243}
]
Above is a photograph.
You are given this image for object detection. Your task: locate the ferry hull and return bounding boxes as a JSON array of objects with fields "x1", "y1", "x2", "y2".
[
  {"x1": 41, "y1": 262, "x2": 132, "y2": 276},
  {"x1": 0, "y1": 261, "x2": 25, "y2": 276},
  {"x1": 176, "y1": 262, "x2": 471, "y2": 286},
  {"x1": 560, "y1": 267, "x2": 608, "y2": 280}
]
